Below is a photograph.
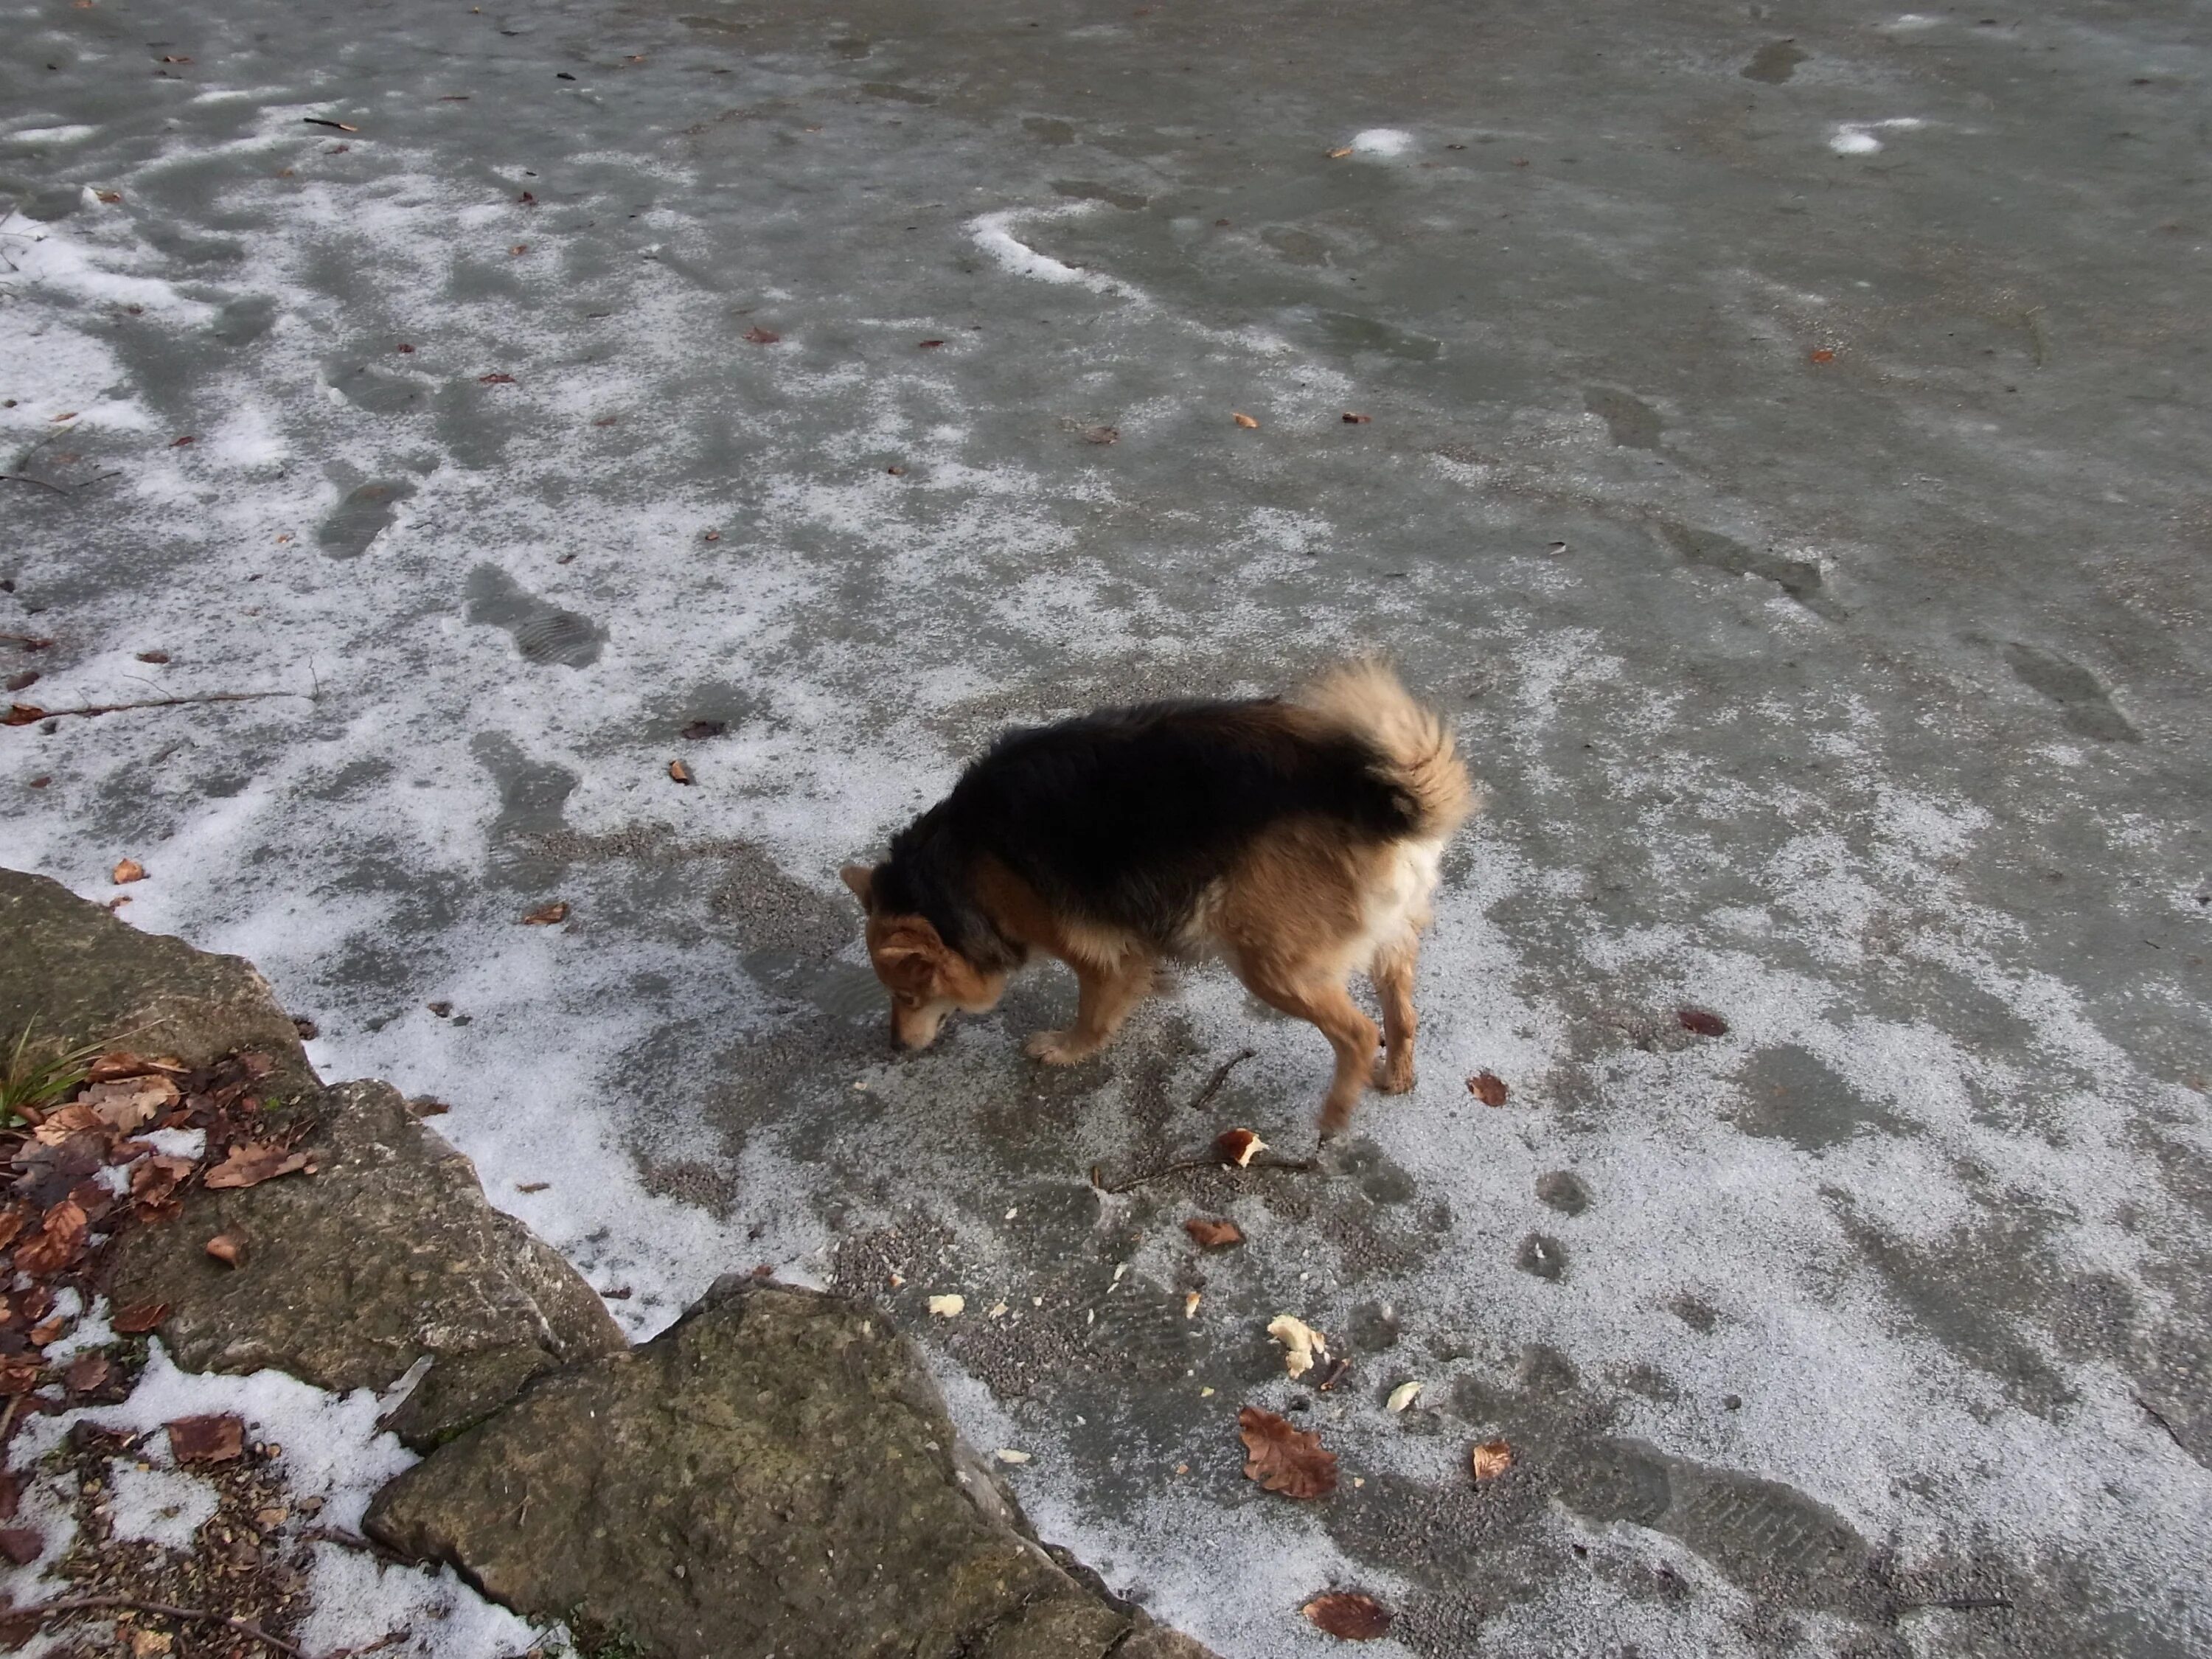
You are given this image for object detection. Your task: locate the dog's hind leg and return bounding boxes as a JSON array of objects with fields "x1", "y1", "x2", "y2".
[
  {"x1": 1239, "y1": 964, "x2": 1380, "y2": 1139},
  {"x1": 1026, "y1": 952, "x2": 1154, "y2": 1065},
  {"x1": 1371, "y1": 935, "x2": 1419, "y2": 1095}
]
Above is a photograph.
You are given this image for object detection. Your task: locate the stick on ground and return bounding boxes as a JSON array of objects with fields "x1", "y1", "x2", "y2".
[{"x1": 7, "y1": 689, "x2": 311, "y2": 723}]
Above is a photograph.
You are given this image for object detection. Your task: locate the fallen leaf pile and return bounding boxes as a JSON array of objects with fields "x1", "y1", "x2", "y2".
[
  {"x1": 1237, "y1": 1405, "x2": 1338, "y2": 1498},
  {"x1": 1, "y1": 1048, "x2": 312, "y2": 1411}
]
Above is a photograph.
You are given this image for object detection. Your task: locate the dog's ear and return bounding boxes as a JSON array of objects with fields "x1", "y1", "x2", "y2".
[
  {"x1": 873, "y1": 922, "x2": 948, "y2": 995},
  {"x1": 838, "y1": 863, "x2": 875, "y2": 911}
]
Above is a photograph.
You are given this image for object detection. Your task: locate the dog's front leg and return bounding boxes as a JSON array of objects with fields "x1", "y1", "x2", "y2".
[{"x1": 1026, "y1": 953, "x2": 1154, "y2": 1065}]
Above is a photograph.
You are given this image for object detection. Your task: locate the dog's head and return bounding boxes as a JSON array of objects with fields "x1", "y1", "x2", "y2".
[{"x1": 840, "y1": 864, "x2": 1009, "y2": 1049}]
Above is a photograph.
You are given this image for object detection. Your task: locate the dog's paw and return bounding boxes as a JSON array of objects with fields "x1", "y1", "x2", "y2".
[
  {"x1": 1026, "y1": 1029, "x2": 1095, "y2": 1065},
  {"x1": 1373, "y1": 1054, "x2": 1416, "y2": 1094}
]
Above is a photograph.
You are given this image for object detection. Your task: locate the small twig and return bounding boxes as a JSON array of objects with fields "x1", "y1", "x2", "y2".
[
  {"x1": 1896, "y1": 1595, "x2": 2014, "y2": 1613},
  {"x1": 2134, "y1": 1394, "x2": 2187, "y2": 1451},
  {"x1": 18, "y1": 1594, "x2": 305, "y2": 1657},
  {"x1": 305, "y1": 1523, "x2": 416, "y2": 1568},
  {"x1": 13, "y1": 689, "x2": 310, "y2": 722},
  {"x1": 0, "y1": 467, "x2": 119, "y2": 496},
  {"x1": 1186, "y1": 1047, "x2": 1256, "y2": 1114},
  {"x1": 1, "y1": 632, "x2": 56, "y2": 650},
  {"x1": 1088, "y1": 1150, "x2": 1321, "y2": 1195}
]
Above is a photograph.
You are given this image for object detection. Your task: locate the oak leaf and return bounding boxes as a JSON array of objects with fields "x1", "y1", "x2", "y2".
[
  {"x1": 203, "y1": 1142, "x2": 311, "y2": 1190},
  {"x1": 1302, "y1": 1593, "x2": 1393, "y2": 1640},
  {"x1": 1183, "y1": 1217, "x2": 1243, "y2": 1250},
  {"x1": 1238, "y1": 1405, "x2": 1338, "y2": 1498}
]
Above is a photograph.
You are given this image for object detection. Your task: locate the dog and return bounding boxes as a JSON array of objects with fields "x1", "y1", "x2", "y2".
[{"x1": 839, "y1": 661, "x2": 1473, "y2": 1137}]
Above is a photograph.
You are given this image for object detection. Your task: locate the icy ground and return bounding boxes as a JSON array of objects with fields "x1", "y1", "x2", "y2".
[{"x1": 4, "y1": 0, "x2": 2209, "y2": 1652}]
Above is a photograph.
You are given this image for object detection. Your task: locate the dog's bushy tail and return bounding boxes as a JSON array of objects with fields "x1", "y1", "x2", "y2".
[{"x1": 1299, "y1": 660, "x2": 1476, "y2": 842}]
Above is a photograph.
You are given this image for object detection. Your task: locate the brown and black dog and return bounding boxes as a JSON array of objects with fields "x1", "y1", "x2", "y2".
[{"x1": 840, "y1": 662, "x2": 1473, "y2": 1137}]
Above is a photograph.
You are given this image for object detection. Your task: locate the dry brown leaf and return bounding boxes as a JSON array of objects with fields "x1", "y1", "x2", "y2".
[
  {"x1": 1081, "y1": 425, "x2": 1119, "y2": 445},
  {"x1": 478, "y1": 371, "x2": 517, "y2": 385},
  {"x1": 1341, "y1": 412, "x2": 1372, "y2": 423},
  {"x1": 203, "y1": 1142, "x2": 312, "y2": 1191},
  {"x1": 0, "y1": 1208, "x2": 26, "y2": 1253},
  {"x1": 668, "y1": 759, "x2": 695, "y2": 785},
  {"x1": 1214, "y1": 1127, "x2": 1266, "y2": 1167},
  {"x1": 742, "y1": 325, "x2": 781, "y2": 344},
  {"x1": 167, "y1": 1413, "x2": 245, "y2": 1465},
  {"x1": 1231, "y1": 411, "x2": 1259, "y2": 428},
  {"x1": 111, "y1": 858, "x2": 147, "y2": 885},
  {"x1": 1678, "y1": 1006, "x2": 1729, "y2": 1037},
  {"x1": 521, "y1": 900, "x2": 570, "y2": 925},
  {"x1": 13, "y1": 1200, "x2": 88, "y2": 1276},
  {"x1": 1326, "y1": 146, "x2": 1354, "y2": 159},
  {"x1": 86, "y1": 1051, "x2": 186, "y2": 1084},
  {"x1": 0, "y1": 1526, "x2": 42, "y2": 1564},
  {"x1": 1467, "y1": 1071, "x2": 1509, "y2": 1107},
  {"x1": 204, "y1": 1234, "x2": 245, "y2": 1267},
  {"x1": 1183, "y1": 1217, "x2": 1244, "y2": 1250},
  {"x1": 4, "y1": 705, "x2": 48, "y2": 727},
  {"x1": 0, "y1": 1356, "x2": 44, "y2": 1397},
  {"x1": 65, "y1": 1350, "x2": 111, "y2": 1394},
  {"x1": 131, "y1": 1155, "x2": 197, "y2": 1209},
  {"x1": 83, "y1": 1074, "x2": 180, "y2": 1133},
  {"x1": 1302, "y1": 1592, "x2": 1394, "y2": 1640},
  {"x1": 111, "y1": 1301, "x2": 172, "y2": 1335},
  {"x1": 1238, "y1": 1405, "x2": 1338, "y2": 1499},
  {"x1": 32, "y1": 1103, "x2": 103, "y2": 1144},
  {"x1": 1471, "y1": 1437, "x2": 1514, "y2": 1481}
]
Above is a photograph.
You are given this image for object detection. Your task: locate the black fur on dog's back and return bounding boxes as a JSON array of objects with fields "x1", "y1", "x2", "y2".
[{"x1": 874, "y1": 698, "x2": 1419, "y2": 961}]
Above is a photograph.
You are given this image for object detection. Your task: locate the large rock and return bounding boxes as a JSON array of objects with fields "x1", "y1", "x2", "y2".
[
  {"x1": 106, "y1": 1079, "x2": 627, "y2": 1447},
  {"x1": 366, "y1": 1278, "x2": 1214, "y2": 1659},
  {"x1": 0, "y1": 868, "x2": 315, "y2": 1096}
]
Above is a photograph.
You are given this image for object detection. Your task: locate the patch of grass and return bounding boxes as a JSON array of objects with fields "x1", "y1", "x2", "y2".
[
  {"x1": 555, "y1": 1613, "x2": 655, "y2": 1659},
  {"x1": 0, "y1": 1020, "x2": 105, "y2": 1126}
]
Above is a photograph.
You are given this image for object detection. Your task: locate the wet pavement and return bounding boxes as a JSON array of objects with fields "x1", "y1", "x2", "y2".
[{"x1": 4, "y1": 0, "x2": 2209, "y2": 1652}]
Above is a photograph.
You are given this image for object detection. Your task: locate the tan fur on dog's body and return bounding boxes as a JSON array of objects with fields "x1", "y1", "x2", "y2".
[{"x1": 843, "y1": 662, "x2": 1475, "y2": 1136}]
